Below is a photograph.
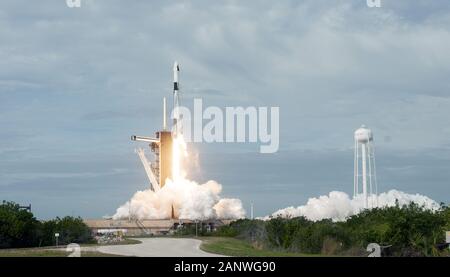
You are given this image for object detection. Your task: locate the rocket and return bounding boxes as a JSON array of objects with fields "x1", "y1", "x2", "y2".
[
  {"x1": 173, "y1": 61, "x2": 180, "y2": 91},
  {"x1": 131, "y1": 62, "x2": 181, "y2": 196},
  {"x1": 173, "y1": 61, "x2": 181, "y2": 135}
]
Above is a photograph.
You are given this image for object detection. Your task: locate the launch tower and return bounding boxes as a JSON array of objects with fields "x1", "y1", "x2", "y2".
[{"x1": 131, "y1": 62, "x2": 181, "y2": 190}]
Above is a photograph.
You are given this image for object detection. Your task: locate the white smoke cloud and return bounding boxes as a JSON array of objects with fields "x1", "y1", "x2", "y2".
[
  {"x1": 267, "y1": 190, "x2": 440, "y2": 222},
  {"x1": 214, "y1": 198, "x2": 246, "y2": 219},
  {"x1": 113, "y1": 179, "x2": 245, "y2": 220}
]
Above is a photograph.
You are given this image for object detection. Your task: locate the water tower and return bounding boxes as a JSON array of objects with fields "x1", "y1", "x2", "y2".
[{"x1": 353, "y1": 125, "x2": 378, "y2": 208}]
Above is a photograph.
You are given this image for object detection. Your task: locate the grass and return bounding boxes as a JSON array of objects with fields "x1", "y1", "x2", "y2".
[{"x1": 200, "y1": 237, "x2": 322, "y2": 257}]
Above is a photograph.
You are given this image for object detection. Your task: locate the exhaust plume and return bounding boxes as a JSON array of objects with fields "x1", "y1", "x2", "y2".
[
  {"x1": 113, "y1": 178, "x2": 245, "y2": 220},
  {"x1": 267, "y1": 189, "x2": 440, "y2": 222}
]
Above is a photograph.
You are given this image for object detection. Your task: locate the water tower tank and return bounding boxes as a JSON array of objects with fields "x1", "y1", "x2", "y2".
[{"x1": 354, "y1": 125, "x2": 373, "y2": 143}]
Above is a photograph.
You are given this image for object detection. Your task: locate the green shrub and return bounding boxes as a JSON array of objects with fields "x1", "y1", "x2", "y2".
[
  {"x1": 0, "y1": 201, "x2": 40, "y2": 248},
  {"x1": 0, "y1": 201, "x2": 93, "y2": 248},
  {"x1": 213, "y1": 203, "x2": 450, "y2": 256}
]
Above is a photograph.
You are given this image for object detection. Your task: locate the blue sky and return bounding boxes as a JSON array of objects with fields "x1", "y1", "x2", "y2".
[{"x1": 1, "y1": 0, "x2": 449, "y2": 219}]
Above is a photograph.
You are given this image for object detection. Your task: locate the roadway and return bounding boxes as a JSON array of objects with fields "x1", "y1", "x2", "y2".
[{"x1": 96, "y1": 238, "x2": 223, "y2": 257}]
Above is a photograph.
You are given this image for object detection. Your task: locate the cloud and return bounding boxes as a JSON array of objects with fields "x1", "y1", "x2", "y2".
[{"x1": 0, "y1": 1, "x2": 449, "y2": 218}]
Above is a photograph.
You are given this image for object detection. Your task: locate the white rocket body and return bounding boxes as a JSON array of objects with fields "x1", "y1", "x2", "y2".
[
  {"x1": 173, "y1": 61, "x2": 180, "y2": 87},
  {"x1": 173, "y1": 61, "x2": 181, "y2": 135}
]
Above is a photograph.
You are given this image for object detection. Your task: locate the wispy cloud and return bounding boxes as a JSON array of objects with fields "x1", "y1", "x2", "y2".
[{"x1": 0, "y1": 0, "x2": 449, "y2": 217}]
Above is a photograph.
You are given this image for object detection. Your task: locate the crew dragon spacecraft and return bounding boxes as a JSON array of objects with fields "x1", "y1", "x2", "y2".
[{"x1": 131, "y1": 62, "x2": 181, "y2": 191}]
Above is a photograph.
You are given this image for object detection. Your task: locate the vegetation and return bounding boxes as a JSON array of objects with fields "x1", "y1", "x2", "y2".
[
  {"x1": 0, "y1": 201, "x2": 94, "y2": 249},
  {"x1": 0, "y1": 201, "x2": 41, "y2": 248},
  {"x1": 39, "y1": 216, "x2": 94, "y2": 246},
  {"x1": 2, "y1": 199, "x2": 449, "y2": 257},
  {"x1": 200, "y1": 237, "x2": 319, "y2": 257},
  {"x1": 211, "y1": 203, "x2": 450, "y2": 257}
]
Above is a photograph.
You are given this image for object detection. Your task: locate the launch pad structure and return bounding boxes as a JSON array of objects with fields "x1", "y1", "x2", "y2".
[
  {"x1": 129, "y1": 62, "x2": 184, "y2": 221},
  {"x1": 131, "y1": 62, "x2": 181, "y2": 192},
  {"x1": 83, "y1": 62, "x2": 234, "y2": 236},
  {"x1": 132, "y1": 129, "x2": 173, "y2": 191},
  {"x1": 84, "y1": 218, "x2": 233, "y2": 237}
]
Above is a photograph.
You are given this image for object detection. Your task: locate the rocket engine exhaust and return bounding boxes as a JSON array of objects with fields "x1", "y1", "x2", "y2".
[{"x1": 114, "y1": 62, "x2": 246, "y2": 221}]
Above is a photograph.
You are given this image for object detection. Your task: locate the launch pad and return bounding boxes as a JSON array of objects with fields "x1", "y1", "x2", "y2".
[
  {"x1": 131, "y1": 62, "x2": 182, "y2": 193},
  {"x1": 112, "y1": 62, "x2": 244, "y2": 222},
  {"x1": 84, "y1": 219, "x2": 233, "y2": 236},
  {"x1": 129, "y1": 62, "x2": 182, "y2": 219},
  {"x1": 131, "y1": 130, "x2": 173, "y2": 189}
]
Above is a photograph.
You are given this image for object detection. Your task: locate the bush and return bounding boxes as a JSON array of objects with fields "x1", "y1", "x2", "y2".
[
  {"x1": 213, "y1": 203, "x2": 450, "y2": 256},
  {"x1": 0, "y1": 201, "x2": 93, "y2": 249},
  {"x1": 345, "y1": 203, "x2": 448, "y2": 256},
  {"x1": 41, "y1": 216, "x2": 93, "y2": 246},
  {"x1": 213, "y1": 225, "x2": 238, "y2": 237},
  {"x1": 0, "y1": 201, "x2": 40, "y2": 248}
]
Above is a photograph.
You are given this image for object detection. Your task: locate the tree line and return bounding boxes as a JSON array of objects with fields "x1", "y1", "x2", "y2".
[
  {"x1": 0, "y1": 201, "x2": 93, "y2": 249},
  {"x1": 214, "y1": 202, "x2": 450, "y2": 256}
]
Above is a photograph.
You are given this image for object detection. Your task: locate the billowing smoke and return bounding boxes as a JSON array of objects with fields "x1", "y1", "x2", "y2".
[
  {"x1": 267, "y1": 190, "x2": 440, "y2": 222},
  {"x1": 113, "y1": 179, "x2": 245, "y2": 220},
  {"x1": 214, "y1": 199, "x2": 247, "y2": 219}
]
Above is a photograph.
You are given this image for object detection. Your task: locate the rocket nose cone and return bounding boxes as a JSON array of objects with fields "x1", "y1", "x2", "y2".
[{"x1": 173, "y1": 61, "x2": 180, "y2": 72}]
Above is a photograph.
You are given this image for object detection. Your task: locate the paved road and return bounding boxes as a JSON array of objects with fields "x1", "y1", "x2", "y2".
[{"x1": 96, "y1": 238, "x2": 223, "y2": 257}]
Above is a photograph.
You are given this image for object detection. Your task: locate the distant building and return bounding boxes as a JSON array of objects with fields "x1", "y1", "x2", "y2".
[{"x1": 84, "y1": 219, "x2": 233, "y2": 236}]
